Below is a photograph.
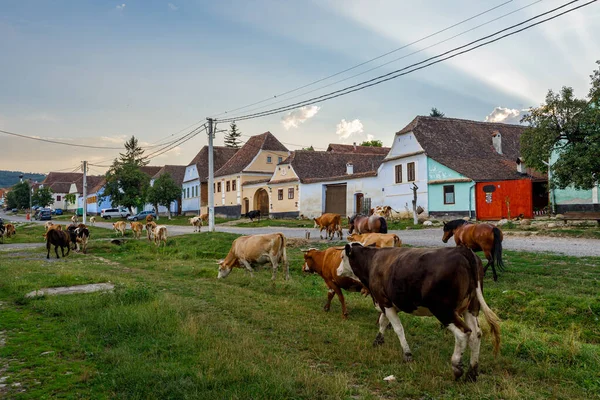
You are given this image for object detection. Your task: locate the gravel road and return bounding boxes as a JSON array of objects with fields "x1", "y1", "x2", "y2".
[{"x1": 2, "y1": 212, "x2": 599, "y2": 257}]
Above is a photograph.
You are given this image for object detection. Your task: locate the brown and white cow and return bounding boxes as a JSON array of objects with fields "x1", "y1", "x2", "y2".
[
  {"x1": 89, "y1": 216, "x2": 96, "y2": 226},
  {"x1": 370, "y1": 205, "x2": 393, "y2": 219},
  {"x1": 189, "y1": 216, "x2": 202, "y2": 232},
  {"x1": 4, "y1": 223, "x2": 16, "y2": 238},
  {"x1": 71, "y1": 215, "x2": 79, "y2": 224},
  {"x1": 75, "y1": 225, "x2": 90, "y2": 253},
  {"x1": 113, "y1": 220, "x2": 126, "y2": 237},
  {"x1": 337, "y1": 244, "x2": 500, "y2": 382},
  {"x1": 199, "y1": 213, "x2": 208, "y2": 223},
  {"x1": 130, "y1": 221, "x2": 143, "y2": 239},
  {"x1": 145, "y1": 221, "x2": 157, "y2": 241},
  {"x1": 347, "y1": 233, "x2": 401, "y2": 248},
  {"x1": 302, "y1": 247, "x2": 367, "y2": 319},
  {"x1": 145, "y1": 214, "x2": 154, "y2": 223},
  {"x1": 313, "y1": 213, "x2": 343, "y2": 240},
  {"x1": 153, "y1": 225, "x2": 168, "y2": 247},
  {"x1": 218, "y1": 233, "x2": 289, "y2": 280}
]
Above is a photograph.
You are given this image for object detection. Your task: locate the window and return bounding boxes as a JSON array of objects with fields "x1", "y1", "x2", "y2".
[
  {"x1": 195, "y1": 185, "x2": 198, "y2": 197},
  {"x1": 217, "y1": 182, "x2": 221, "y2": 192},
  {"x1": 278, "y1": 189, "x2": 283, "y2": 200},
  {"x1": 394, "y1": 165, "x2": 402, "y2": 183},
  {"x1": 278, "y1": 156, "x2": 283, "y2": 163},
  {"x1": 232, "y1": 180, "x2": 237, "y2": 191},
  {"x1": 57, "y1": 195, "x2": 62, "y2": 201},
  {"x1": 407, "y1": 162, "x2": 416, "y2": 182},
  {"x1": 444, "y1": 185, "x2": 455, "y2": 204},
  {"x1": 226, "y1": 181, "x2": 231, "y2": 192},
  {"x1": 267, "y1": 156, "x2": 272, "y2": 163},
  {"x1": 182, "y1": 188, "x2": 186, "y2": 198},
  {"x1": 213, "y1": 183, "x2": 216, "y2": 193},
  {"x1": 288, "y1": 188, "x2": 294, "y2": 199},
  {"x1": 187, "y1": 187, "x2": 190, "y2": 198}
]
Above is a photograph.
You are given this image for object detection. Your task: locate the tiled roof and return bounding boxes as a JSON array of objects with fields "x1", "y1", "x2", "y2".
[
  {"x1": 186, "y1": 146, "x2": 238, "y2": 183},
  {"x1": 152, "y1": 165, "x2": 187, "y2": 186},
  {"x1": 140, "y1": 166, "x2": 162, "y2": 178},
  {"x1": 395, "y1": 116, "x2": 546, "y2": 181},
  {"x1": 73, "y1": 175, "x2": 105, "y2": 193},
  {"x1": 42, "y1": 172, "x2": 82, "y2": 186},
  {"x1": 327, "y1": 143, "x2": 391, "y2": 155},
  {"x1": 215, "y1": 132, "x2": 288, "y2": 177},
  {"x1": 49, "y1": 182, "x2": 72, "y2": 193}
]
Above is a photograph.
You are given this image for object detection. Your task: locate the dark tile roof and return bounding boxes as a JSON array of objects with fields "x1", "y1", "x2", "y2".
[
  {"x1": 186, "y1": 146, "x2": 239, "y2": 183},
  {"x1": 395, "y1": 116, "x2": 546, "y2": 181},
  {"x1": 152, "y1": 165, "x2": 187, "y2": 186},
  {"x1": 49, "y1": 181, "x2": 72, "y2": 193},
  {"x1": 215, "y1": 132, "x2": 288, "y2": 177},
  {"x1": 327, "y1": 143, "x2": 391, "y2": 155},
  {"x1": 273, "y1": 151, "x2": 385, "y2": 184},
  {"x1": 140, "y1": 166, "x2": 162, "y2": 178},
  {"x1": 73, "y1": 175, "x2": 105, "y2": 193},
  {"x1": 89, "y1": 177, "x2": 106, "y2": 194},
  {"x1": 42, "y1": 172, "x2": 83, "y2": 185}
]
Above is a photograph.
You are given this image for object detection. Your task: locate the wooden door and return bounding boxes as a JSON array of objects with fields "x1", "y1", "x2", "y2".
[{"x1": 325, "y1": 184, "x2": 347, "y2": 216}]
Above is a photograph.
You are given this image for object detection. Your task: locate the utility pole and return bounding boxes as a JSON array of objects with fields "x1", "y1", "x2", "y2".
[
  {"x1": 207, "y1": 118, "x2": 215, "y2": 232},
  {"x1": 82, "y1": 161, "x2": 88, "y2": 224}
]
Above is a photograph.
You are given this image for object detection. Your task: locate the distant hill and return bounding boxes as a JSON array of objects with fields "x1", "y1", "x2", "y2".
[{"x1": 0, "y1": 170, "x2": 46, "y2": 188}]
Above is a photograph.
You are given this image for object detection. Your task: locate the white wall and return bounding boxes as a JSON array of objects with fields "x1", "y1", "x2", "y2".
[{"x1": 379, "y1": 153, "x2": 429, "y2": 216}]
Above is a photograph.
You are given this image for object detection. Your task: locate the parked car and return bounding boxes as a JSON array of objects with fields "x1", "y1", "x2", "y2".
[
  {"x1": 11, "y1": 208, "x2": 18, "y2": 214},
  {"x1": 54, "y1": 208, "x2": 63, "y2": 215},
  {"x1": 127, "y1": 210, "x2": 157, "y2": 221},
  {"x1": 35, "y1": 209, "x2": 52, "y2": 221},
  {"x1": 101, "y1": 207, "x2": 130, "y2": 219}
]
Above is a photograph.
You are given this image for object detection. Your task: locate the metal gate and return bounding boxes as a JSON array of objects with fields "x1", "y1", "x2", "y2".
[{"x1": 325, "y1": 184, "x2": 347, "y2": 216}]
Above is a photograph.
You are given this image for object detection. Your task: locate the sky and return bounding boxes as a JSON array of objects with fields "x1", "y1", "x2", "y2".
[{"x1": 1, "y1": 0, "x2": 599, "y2": 174}]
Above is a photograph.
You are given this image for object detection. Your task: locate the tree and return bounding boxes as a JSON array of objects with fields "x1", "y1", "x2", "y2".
[
  {"x1": 430, "y1": 107, "x2": 445, "y2": 118},
  {"x1": 360, "y1": 140, "x2": 383, "y2": 147},
  {"x1": 7, "y1": 181, "x2": 31, "y2": 209},
  {"x1": 521, "y1": 61, "x2": 600, "y2": 190},
  {"x1": 32, "y1": 187, "x2": 54, "y2": 208},
  {"x1": 119, "y1": 136, "x2": 149, "y2": 167},
  {"x1": 224, "y1": 122, "x2": 242, "y2": 149},
  {"x1": 146, "y1": 173, "x2": 181, "y2": 220},
  {"x1": 302, "y1": 146, "x2": 315, "y2": 151},
  {"x1": 64, "y1": 193, "x2": 76, "y2": 210}
]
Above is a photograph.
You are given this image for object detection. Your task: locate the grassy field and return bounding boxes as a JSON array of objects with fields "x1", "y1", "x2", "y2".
[
  {"x1": 0, "y1": 222, "x2": 116, "y2": 244},
  {"x1": 0, "y1": 233, "x2": 599, "y2": 399}
]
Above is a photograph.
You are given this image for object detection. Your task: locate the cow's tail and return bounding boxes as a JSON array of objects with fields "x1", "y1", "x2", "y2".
[
  {"x1": 278, "y1": 233, "x2": 289, "y2": 280},
  {"x1": 378, "y1": 217, "x2": 388, "y2": 234},
  {"x1": 491, "y1": 227, "x2": 505, "y2": 272}
]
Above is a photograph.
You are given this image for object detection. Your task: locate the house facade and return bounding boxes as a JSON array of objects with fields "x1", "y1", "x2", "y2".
[
  {"x1": 39, "y1": 172, "x2": 83, "y2": 211},
  {"x1": 144, "y1": 165, "x2": 187, "y2": 216}
]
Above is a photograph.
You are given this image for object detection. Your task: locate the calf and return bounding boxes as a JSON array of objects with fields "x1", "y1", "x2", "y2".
[
  {"x1": 189, "y1": 216, "x2": 202, "y2": 232},
  {"x1": 337, "y1": 244, "x2": 500, "y2": 381},
  {"x1": 4, "y1": 223, "x2": 16, "y2": 238},
  {"x1": 302, "y1": 247, "x2": 367, "y2": 318},
  {"x1": 71, "y1": 215, "x2": 79, "y2": 224},
  {"x1": 313, "y1": 213, "x2": 343, "y2": 240},
  {"x1": 153, "y1": 225, "x2": 168, "y2": 247},
  {"x1": 89, "y1": 216, "x2": 96, "y2": 226},
  {"x1": 244, "y1": 210, "x2": 261, "y2": 222},
  {"x1": 130, "y1": 221, "x2": 143, "y2": 239},
  {"x1": 113, "y1": 220, "x2": 126, "y2": 237},
  {"x1": 218, "y1": 233, "x2": 289, "y2": 280},
  {"x1": 75, "y1": 226, "x2": 90, "y2": 253},
  {"x1": 347, "y1": 233, "x2": 401, "y2": 248},
  {"x1": 46, "y1": 228, "x2": 71, "y2": 259},
  {"x1": 145, "y1": 221, "x2": 157, "y2": 241}
]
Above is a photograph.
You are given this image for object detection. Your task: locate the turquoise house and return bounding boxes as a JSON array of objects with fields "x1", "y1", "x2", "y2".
[
  {"x1": 427, "y1": 158, "x2": 476, "y2": 217},
  {"x1": 550, "y1": 146, "x2": 599, "y2": 213}
]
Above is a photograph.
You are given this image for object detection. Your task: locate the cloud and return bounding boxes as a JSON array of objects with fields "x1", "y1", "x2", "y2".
[
  {"x1": 116, "y1": 4, "x2": 126, "y2": 11},
  {"x1": 168, "y1": 3, "x2": 179, "y2": 11},
  {"x1": 281, "y1": 106, "x2": 320, "y2": 130},
  {"x1": 484, "y1": 107, "x2": 527, "y2": 125},
  {"x1": 335, "y1": 119, "x2": 364, "y2": 139}
]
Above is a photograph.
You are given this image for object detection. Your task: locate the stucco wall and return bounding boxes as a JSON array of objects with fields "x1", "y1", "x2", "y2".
[
  {"x1": 270, "y1": 164, "x2": 299, "y2": 182},
  {"x1": 270, "y1": 182, "x2": 298, "y2": 214},
  {"x1": 245, "y1": 151, "x2": 289, "y2": 172},
  {"x1": 427, "y1": 159, "x2": 475, "y2": 214},
  {"x1": 182, "y1": 179, "x2": 201, "y2": 213},
  {"x1": 379, "y1": 152, "x2": 429, "y2": 216}
]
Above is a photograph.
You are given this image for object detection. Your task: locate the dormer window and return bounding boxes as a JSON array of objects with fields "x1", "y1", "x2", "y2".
[
  {"x1": 278, "y1": 156, "x2": 283, "y2": 163},
  {"x1": 267, "y1": 156, "x2": 272, "y2": 163}
]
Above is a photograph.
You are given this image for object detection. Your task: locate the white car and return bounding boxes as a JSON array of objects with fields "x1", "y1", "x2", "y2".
[{"x1": 100, "y1": 207, "x2": 130, "y2": 219}]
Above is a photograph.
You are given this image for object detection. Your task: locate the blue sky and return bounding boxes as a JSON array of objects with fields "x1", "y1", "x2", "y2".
[{"x1": 1, "y1": 0, "x2": 599, "y2": 173}]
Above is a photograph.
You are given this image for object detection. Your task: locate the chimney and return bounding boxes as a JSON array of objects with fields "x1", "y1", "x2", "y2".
[
  {"x1": 516, "y1": 157, "x2": 526, "y2": 174},
  {"x1": 492, "y1": 130, "x2": 502, "y2": 154},
  {"x1": 353, "y1": 142, "x2": 357, "y2": 151},
  {"x1": 346, "y1": 162, "x2": 354, "y2": 175}
]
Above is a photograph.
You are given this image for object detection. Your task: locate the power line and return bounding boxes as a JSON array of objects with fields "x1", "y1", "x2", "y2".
[
  {"x1": 0, "y1": 129, "x2": 128, "y2": 150},
  {"x1": 210, "y1": 0, "x2": 515, "y2": 118},
  {"x1": 219, "y1": 0, "x2": 593, "y2": 123},
  {"x1": 146, "y1": 124, "x2": 208, "y2": 161}
]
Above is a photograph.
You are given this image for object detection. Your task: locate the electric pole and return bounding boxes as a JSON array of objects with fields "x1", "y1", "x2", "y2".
[
  {"x1": 82, "y1": 161, "x2": 87, "y2": 224},
  {"x1": 207, "y1": 118, "x2": 215, "y2": 232}
]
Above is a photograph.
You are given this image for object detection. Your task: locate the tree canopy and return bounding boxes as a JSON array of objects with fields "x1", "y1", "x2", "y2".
[
  {"x1": 119, "y1": 136, "x2": 149, "y2": 167},
  {"x1": 32, "y1": 187, "x2": 54, "y2": 208},
  {"x1": 146, "y1": 173, "x2": 181, "y2": 219},
  {"x1": 224, "y1": 122, "x2": 242, "y2": 149},
  {"x1": 360, "y1": 140, "x2": 383, "y2": 147},
  {"x1": 6, "y1": 181, "x2": 31, "y2": 209},
  {"x1": 521, "y1": 61, "x2": 600, "y2": 190},
  {"x1": 430, "y1": 107, "x2": 445, "y2": 118}
]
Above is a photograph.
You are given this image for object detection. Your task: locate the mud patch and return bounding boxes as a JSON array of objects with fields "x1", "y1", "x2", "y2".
[{"x1": 25, "y1": 283, "x2": 114, "y2": 298}]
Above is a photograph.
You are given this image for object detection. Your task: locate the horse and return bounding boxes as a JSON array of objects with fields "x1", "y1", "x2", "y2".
[
  {"x1": 348, "y1": 214, "x2": 388, "y2": 235},
  {"x1": 442, "y1": 219, "x2": 504, "y2": 281}
]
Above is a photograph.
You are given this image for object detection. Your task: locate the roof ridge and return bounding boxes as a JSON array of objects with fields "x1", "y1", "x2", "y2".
[{"x1": 415, "y1": 115, "x2": 525, "y2": 128}]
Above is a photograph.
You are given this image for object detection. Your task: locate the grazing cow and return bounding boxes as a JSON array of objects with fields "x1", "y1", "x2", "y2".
[
  {"x1": 199, "y1": 213, "x2": 208, "y2": 223},
  {"x1": 337, "y1": 244, "x2": 501, "y2": 381},
  {"x1": 189, "y1": 216, "x2": 202, "y2": 232},
  {"x1": 370, "y1": 205, "x2": 393, "y2": 219},
  {"x1": 347, "y1": 233, "x2": 402, "y2": 248},
  {"x1": 89, "y1": 216, "x2": 96, "y2": 226},
  {"x1": 71, "y1": 215, "x2": 79, "y2": 224},
  {"x1": 4, "y1": 223, "x2": 16, "y2": 238},
  {"x1": 218, "y1": 233, "x2": 289, "y2": 280},
  {"x1": 46, "y1": 228, "x2": 71, "y2": 259},
  {"x1": 145, "y1": 221, "x2": 157, "y2": 241},
  {"x1": 113, "y1": 220, "x2": 126, "y2": 237},
  {"x1": 153, "y1": 225, "x2": 168, "y2": 247},
  {"x1": 313, "y1": 213, "x2": 343, "y2": 240},
  {"x1": 75, "y1": 226, "x2": 90, "y2": 253},
  {"x1": 145, "y1": 214, "x2": 154, "y2": 223},
  {"x1": 243, "y1": 210, "x2": 261, "y2": 222},
  {"x1": 302, "y1": 247, "x2": 367, "y2": 318},
  {"x1": 130, "y1": 221, "x2": 143, "y2": 239}
]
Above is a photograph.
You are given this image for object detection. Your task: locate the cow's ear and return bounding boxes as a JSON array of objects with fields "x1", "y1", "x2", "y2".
[
  {"x1": 443, "y1": 221, "x2": 447, "y2": 226},
  {"x1": 344, "y1": 243, "x2": 352, "y2": 256}
]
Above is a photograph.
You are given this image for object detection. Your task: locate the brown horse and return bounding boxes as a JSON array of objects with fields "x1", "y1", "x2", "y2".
[
  {"x1": 442, "y1": 219, "x2": 505, "y2": 281},
  {"x1": 348, "y1": 214, "x2": 388, "y2": 235}
]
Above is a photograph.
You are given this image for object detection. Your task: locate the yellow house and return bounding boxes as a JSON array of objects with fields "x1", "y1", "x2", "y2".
[{"x1": 213, "y1": 132, "x2": 288, "y2": 218}]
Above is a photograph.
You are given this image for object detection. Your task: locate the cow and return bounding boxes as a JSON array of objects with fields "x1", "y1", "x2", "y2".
[
  {"x1": 0, "y1": 221, "x2": 5, "y2": 243},
  {"x1": 189, "y1": 216, "x2": 202, "y2": 232},
  {"x1": 145, "y1": 221, "x2": 157, "y2": 241},
  {"x1": 337, "y1": 244, "x2": 501, "y2": 381},
  {"x1": 4, "y1": 223, "x2": 16, "y2": 238},
  {"x1": 43, "y1": 223, "x2": 63, "y2": 241},
  {"x1": 199, "y1": 213, "x2": 208, "y2": 223},
  {"x1": 113, "y1": 220, "x2": 127, "y2": 237},
  {"x1": 44, "y1": 221, "x2": 55, "y2": 231},
  {"x1": 313, "y1": 213, "x2": 343, "y2": 240},
  {"x1": 130, "y1": 221, "x2": 143, "y2": 239},
  {"x1": 243, "y1": 210, "x2": 261, "y2": 222},
  {"x1": 71, "y1": 215, "x2": 79, "y2": 224},
  {"x1": 347, "y1": 233, "x2": 402, "y2": 248},
  {"x1": 89, "y1": 216, "x2": 96, "y2": 226},
  {"x1": 302, "y1": 247, "x2": 367, "y2": 318},
  {"x1": 46, "y1": 228, "x2": 71, "y2": 259},
  {"x1": 217, "y1": 233, "x2": 289, "y2": 280},
  {"x1": 370, "y1": 205, "x2": 393, "y2": 219},
  {"x1": 66, "y1": 224, "x2": 79, "y2": 249},
  {"x1": 75, "y1": 226, "x2": 90, "y2": 253},
  {"x1": 145, "y1": 214, "x2": 154, "y2": 223},
  {"x1": 153, "y1": 225, "x2": 168, "y2": 247}
]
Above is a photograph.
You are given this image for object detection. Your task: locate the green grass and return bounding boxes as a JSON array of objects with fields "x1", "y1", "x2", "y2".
[
  {"x1": 0, "y1": 234, "x2": 599, "y2": 399},
  {"x1": 0, "y1": 222, "x2": 115, "y2": 244}
]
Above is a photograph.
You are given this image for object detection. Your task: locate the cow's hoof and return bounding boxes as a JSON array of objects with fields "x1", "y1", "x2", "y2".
[
  {"x1": 373, "y1": 333, "x2": 385, "y2": 347},
  {"x1": 465, "y1": 363, "x2": 478, "y2": 382},
  {"x1": 452, "y1": 360, "x2": 464, "y2": 380},
  {"x1": 403, "y1": 352, "x2": 413, "y2": 362}
]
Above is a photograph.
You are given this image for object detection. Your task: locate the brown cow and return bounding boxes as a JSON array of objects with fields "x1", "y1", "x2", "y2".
[
  {"x1": 46, "y1": 228, "x2": 71, "y2": 259},
  {"x1": 153, "y1": 225, "x2": 168, "y2": 247},
  {"x1": 218, "y1": 233, "x2": 289, "y2": 280},
  {"x1": 145, "y1": 214, "x2": 154, "y2": 223},
  {"x1": 302, "y1": 247, "x2": 367, "y2": 318},
  {"x1": 113, "y1": 220, "x2": 126, "y2": 237},
  {"x1": 200, "y1": 213, "x2": 208, "y2": 223},
  {"x1": 347, "y1": 233, "x2": 401, "y2": 248},
  {"x1": 130, "y1": 221, "x2": 143, "y2": 239},
  {"x1": 337, "y1": 244, "x2": 500, "y2": 382},
  {"x1": 313, "y1": 213, "x2": 343, "y2": 240},
  {"x1": 145, "y1": 221, "x2": 157, "y2": 241},
  {"x1": 4, "y1": 223, "x2": 16, "y2": 238}
]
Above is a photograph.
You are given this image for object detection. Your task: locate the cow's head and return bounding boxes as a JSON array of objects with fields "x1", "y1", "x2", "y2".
[
  {"x1": 312, "y1": 218, "x2": 319, "y2": 228},
  {"x1": 347, "y1": 216, "x2": 355, "y2": 234},
  {"x1": 347, "y1": 233, "x2": 359, "y2": 242},
  {"x1": 337, "y1": 243, "x2": 359, "y2": 280},
  {"x1": 301, "y1": 248, "x2": 318, "y2": 273},
  {"x1": 217, "y1": 259, "x2": 233, "y2": 279}
]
